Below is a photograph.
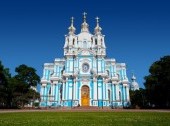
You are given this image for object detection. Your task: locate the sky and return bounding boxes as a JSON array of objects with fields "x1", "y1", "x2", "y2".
[{"x1": 0, "y1": 0, "x2": 170, "y2": 89}]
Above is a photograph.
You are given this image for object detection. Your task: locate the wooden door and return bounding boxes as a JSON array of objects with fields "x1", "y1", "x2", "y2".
[{"x1": 81, "y1": 85, "x2": 90, "y2": 106}]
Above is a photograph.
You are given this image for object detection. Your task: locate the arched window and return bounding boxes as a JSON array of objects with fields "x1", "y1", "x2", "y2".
[
  {"x1": 108, "y1": 90, "x2": 111, "y2": 103},
  {"x1": 91, "y1": 37, "x2": 93, "y2": 45},
  {"x1": 95, "y1": 39, "x2": 97, "y2": 45},
  {"x1": 73, "y1": 38, "x2": 75, "y2": 45},
  {"x1": 49, "y1": 87, "x2": 51, "y2": 95},
  {"x1": 60, "y1": 85, "x2": 63, "y2": 100},
  {"x1": 101, "y1": 38, "x2": 103, "y2": 46},
  {"x1": 119, "y1": 91, "x2": 121, "y2": 101}
]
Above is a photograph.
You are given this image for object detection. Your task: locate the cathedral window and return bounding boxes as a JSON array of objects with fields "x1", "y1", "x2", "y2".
[
  {"x1": 108, "y1": 90, "x2": 111, "y2": 103},
  {"x1": 119, "y1": 91, "x2": 121, "y2": 101},
  {"x1": 73, "y1": 38, "x2": 75, "y2": 45},
  {"x1": 95, "y1": 39, "x2": 97, "y2": 45},
  {"x1": 61, "y1": 70, "x2": 64, "y2": 75},
  {"x1": 49, "y1": 87, "x2": 51, "y2": 95},
  {"x1": 82, "y1": 63, "x2": 89, "y2": 72}
]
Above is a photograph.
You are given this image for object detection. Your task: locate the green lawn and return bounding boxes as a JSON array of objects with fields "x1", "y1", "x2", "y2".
[{"x1": 0, "y1": 111, "x2": 170, "y2": 126}]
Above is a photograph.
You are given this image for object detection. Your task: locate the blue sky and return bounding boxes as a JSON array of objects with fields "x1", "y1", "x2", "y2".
[{"x1": 0, "y1": 0, "x2": 170, "y2": 89}]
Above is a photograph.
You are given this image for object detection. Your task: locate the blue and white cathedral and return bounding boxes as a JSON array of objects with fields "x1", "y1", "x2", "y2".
[{"x1": 40, "y1": 13, "x2": 130, "y2": 108}]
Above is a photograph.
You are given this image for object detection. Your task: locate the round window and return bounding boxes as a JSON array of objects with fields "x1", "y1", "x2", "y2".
[{"x1": 82, "y1": 63, "x2": 89, "y2": 73}]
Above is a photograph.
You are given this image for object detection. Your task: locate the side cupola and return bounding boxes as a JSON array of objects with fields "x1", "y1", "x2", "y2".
[{"x1": 64, "y1": 17, "x2": 78, "y2": 56}]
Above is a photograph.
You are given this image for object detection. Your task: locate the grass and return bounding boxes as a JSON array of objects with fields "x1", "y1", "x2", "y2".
[{"x1": 0, "y1": 111, "x2": 170, "y2": 126}]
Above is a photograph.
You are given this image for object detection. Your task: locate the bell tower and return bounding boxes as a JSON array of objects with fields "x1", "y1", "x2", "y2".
[
  {"x1": 91, "y1": 17, "x2": 106, "y2": 57},
  {"x1": 64, "y1": 17, "x2": 77, "y2": 56}
]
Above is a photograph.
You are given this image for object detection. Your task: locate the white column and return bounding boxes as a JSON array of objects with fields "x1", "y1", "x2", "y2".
[
  {"x1": 44, "y1": 86, "x2": 47, "y2": 101},
  {"x1": 122, "y1": 69, "x2": 124, "y2": 79},
  {"x1": 104, "y1": 82, "x2": 106, "y2": 99},
  {"x1": 43, "y1": 86, "x2": 45, "y2": 101},
  {"x1": 41, "y1": 86, "x2": 44, "y2": 101},
  {"x1": 112, "y1": 84, "x2": 115, "y2": 101},
  {"x1": 74, "y1": 80, "x2": 77, "y2": 100},
  {"x1": 66, "y1": 80, "x2": 68, "y2": 100},
  {"x1": 98, "y1": 83, "x2": 102, "y2": 99},
  {"x1": 114, "y1": 65, "x2": 116, "y2": 75},
  {"x1": 45, "y1": 69, "x2": 47, "y2": 79},
  {"x1": 61, "y1": 83, "x2": 64, "y2": 100},
  {"x1": 68, "y1": 83, "x2": 72, "y2": 99},
  {"x1": 53, "y1": 84, "x2": 56, "y2": 101},
  {"x1": 56, "y1": 84, "x2": 58, "y2": 101},
  {"x1": 111, "y1": 66, "x2": 114, "y2": 76},
  {"x1": 53, "y1": 65, "x2": 56, "y2": 75},
  {"x1": 58, "y1": 84, "x2": 60, "y2": 102},
  {"x1": 51, "y1": 84, "x2": 53, "y2": 97},
  {"x1": 43, "y1": 69, "x2": 46, "y2": 77},
  {"x1": 123, "y1": 86, "x2": 126, "y2": 101},
  {"x1": 102, "y1": 59, "x2": 104, "y2": 73},
  {"x1": 94, "y1": 81, "x2": 97, "y2": 99},
  {"x1": 40, "y1": 85, "x2": 43, "y2": 96},
  {"x1": 79, "y1": 87, "x2": 81, "y2": 105},
  {"x1": 126, "y1": 86, "x2": 130, "y2": 101},
  {"x1": 53, "y1": 84, "x2": 56, "y2": 100},
  {"x1": 124, "y1": 69, "x2": 127, "y2": 78},
  {"x1": 115, "y1": 84, "x2": 119, "y2": 100}
]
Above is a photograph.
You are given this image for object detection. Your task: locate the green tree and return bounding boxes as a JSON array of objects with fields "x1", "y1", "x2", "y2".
[
  {"x1": 0, "y1": 63, "x2": 40, "y2": 108},
  {"x1": 0, "y1": 61, "x2": 11, "y2": 108},
  {"x1": 130, "y1": 88, "x2": 147, "y2": 108},
  {"x1": 144, "y1": 55, "x2": 170, "y2": 108},
  {"x1": 15, "y1": 64, "x2": 40, "y2": 87},
  {"x1": 13, "y1": 64, "x2": 40, "y2": 108}
]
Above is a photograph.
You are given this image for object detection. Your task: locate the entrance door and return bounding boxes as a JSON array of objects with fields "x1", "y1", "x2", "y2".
[{"x1": 81, "y1": 85, "x2": 90, "y2": 106}]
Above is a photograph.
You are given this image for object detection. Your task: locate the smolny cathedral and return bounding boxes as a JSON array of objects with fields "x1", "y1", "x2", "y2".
[{"x1": 40, "y1": 13, "x2": 139, "y2": 108}]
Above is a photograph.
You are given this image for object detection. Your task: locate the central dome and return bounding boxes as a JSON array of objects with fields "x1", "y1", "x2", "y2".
[{"x1": 77, "y1": 32, "x2": 92, "y2": 42}]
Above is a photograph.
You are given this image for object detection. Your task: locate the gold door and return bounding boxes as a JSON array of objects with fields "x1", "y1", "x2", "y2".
[{"x1": 81, "y1": 85, "x2": 90, "y2": 106}]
